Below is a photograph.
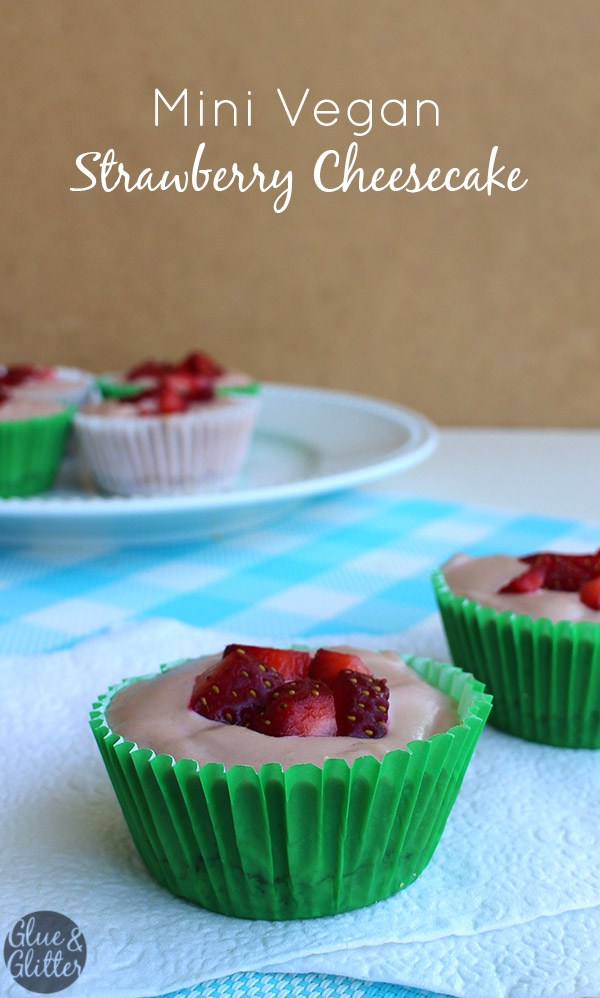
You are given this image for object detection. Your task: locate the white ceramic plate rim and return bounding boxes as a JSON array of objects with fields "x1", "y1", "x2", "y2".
[{"x1": 0, "y1": 383, "x2": 437, "y2": 521}]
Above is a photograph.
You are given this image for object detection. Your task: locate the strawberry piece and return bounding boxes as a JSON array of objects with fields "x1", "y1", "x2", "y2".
[
  {"x1": 223, "y1": 644, "x2": 311, "y2": 680},
  {"x1": 523, "y1": 550, "x2": 600, "y2": 569},
  {"x1": 159, "y1": 373, "x2": 193, "y2": 395},
  {"x1": 499, "y1": 565, "x2": 547, "y2": 594},
  {"x1": 189, "y1": 650, "x2": 285, "y2": 725},
  {"x1": 521, "y1": 550, "x2": 600, "y2": 592},
  {"x1": 1, "y1": 364, "x2": 52, "y2": 385},
  {"x1": 247, "y1": 678, "x2": 337, "y2": 737},
  {"x1": 309, "y1": 648, "x2": 372, "y2": 684},
  {"x1": 126, "y1": 359, "x2": 172, "y2": 381},
  {"x1": 156, "y1": 387, "x2": 188, "y2": 414},
  {"x1": 186, "y1": 376, "x2": 215, "y2": 402},
  {"x1": 544, "y1": 561, "x2": 593, "y2": 592},
  {"x1": 122, "y1": 370, "x2": 216, "y2": 417},
  {"x1": 333, "y1": 669, "x2": 389, "y2": 739},
  {"x1": 177, "y1": 351, "x2": 224, "y2": 378},
  {"x1": 579, "y1": 575, "x2": 600, "y2": 610},
  {"x1": 161, "y1": 372, "x2": 215, "y2": 403},
  {"x1": 135, "y1": 387, "x2": 187, "y2": 416}
]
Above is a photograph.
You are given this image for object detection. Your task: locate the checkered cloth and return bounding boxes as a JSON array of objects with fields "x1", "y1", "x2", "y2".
[
  {"x1": 2, "y1": 490, "x2": 598, "y2": 998},
  {"x1": 1, "y1": 492, "x2": 597, "y2": 658}
]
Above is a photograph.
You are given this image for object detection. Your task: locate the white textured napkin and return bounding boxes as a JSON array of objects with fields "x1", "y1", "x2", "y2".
[{"x1": 1, "y1": 618, "x2": 599, "y2": 998}]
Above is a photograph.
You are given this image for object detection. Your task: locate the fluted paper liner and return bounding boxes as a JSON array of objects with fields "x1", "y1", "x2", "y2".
[
  {"x1": 0, "y1": 406, "x2": 73, "y2": 497},
  {"x1": 433, "y1": 569, "x2": 600, "y2": 748},
  {"x1": 90, "y1": 655, "x2": 491, "y2": 920},
  {"x1": 74, "y1": 397, "x2": 260, "y2": 496}
]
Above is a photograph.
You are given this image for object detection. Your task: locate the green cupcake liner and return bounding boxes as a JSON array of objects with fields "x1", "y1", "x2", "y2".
[
  {"x1": 96, "y1": 375, "x2": 261, "y2": 400},
  {"x1": 215, "y1": 381, "x2": 261, "y2": 398},
  {"x1": 432, "y1": 568, "x2": 600, "y2": 748},
  {"x1": 90, "y1": 655, "x2": 491, "y2": 920},
  {"x1": 95, "y1": 376, "x2": 144, "y2": 400},
  {"x1": 0, "y1": 406, "x2": 74, "y2": 497}
]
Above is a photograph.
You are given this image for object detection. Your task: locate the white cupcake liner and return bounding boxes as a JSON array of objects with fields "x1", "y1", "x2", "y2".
[{"x1": 74, "y1": 397, "x2": 260, "y2": 496}]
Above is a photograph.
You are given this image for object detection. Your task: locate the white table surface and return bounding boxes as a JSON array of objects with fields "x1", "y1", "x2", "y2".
[{"x1": 373, "y1": 427, "x2": 600, "y2": 520}]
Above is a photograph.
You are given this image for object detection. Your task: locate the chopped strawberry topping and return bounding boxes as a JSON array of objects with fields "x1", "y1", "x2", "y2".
[
  {"x1": 156, "y1": 387, "x2": 188, "y2": 414},
  {"x1": 579, "y1": 576, "x2": 600, "y2": 610},
  {"x1": 189, "y1": 650, "x2": 285, "y2": 725},
  {"x1": 189, "y1": 645, "x2": 391, "y2": 738},
  {"x1": 332, "y1": 669, "x2": 390, "y2": 739},
  {"x1": 119, "y1": 376, "x2": 215, "y2": 415},
  {"x1": 119, "y1": 351, "x2": 227, "y2": 413},
  {"x1": 247, "y1": 678, "x2": 337, "y2": 737},
  {"x1": 223, "y1": 644, "x2": 311, "y2": 680},
  {"x1": 499, "y1": 565, "x2": 547, "y2": 594},
  {"x1": 126, "y1": 352, "x2": 224, "y2": 383},
  {"x1": 309, "y1": 648, "x2": 372, "y2": 684},
  {"x1": 1, "y1": 364, "x2": 53, "y2": 386},
  {"x1": 126, "y1": 359, "x2": 173, "y2": 381},
  {"x1": 161, "y1": 372, "x2": 214, "y2": 402},
  {"x1": 499, "y1": 549, "x2": 600, "y2": 609},
  {"x1": 522, "y1": 551, "x2": 600, "y2": 592},
  {"x1": 178, "y1": 351, "x2": 224, "y2": 378}
]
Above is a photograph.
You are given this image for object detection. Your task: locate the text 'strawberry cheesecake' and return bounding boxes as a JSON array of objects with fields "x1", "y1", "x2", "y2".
[
  {"x1": 74, "y1": 369, "x2": 260, "y2": 496},
  {"x1": 91, "y1": 643, "x2": 491, "y2": 919},
  {"x1": 433, "y1": 551, "x2": 600, "y2": 748},
  {"x1": 1, "y1": 363, "x2": 94, "y2": 408},
  {"x1": 0, "y1": 391, "x2": 73, "y2": 497}
]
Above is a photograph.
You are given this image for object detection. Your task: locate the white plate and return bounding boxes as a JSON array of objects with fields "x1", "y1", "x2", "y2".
[{"x1": 0, "y1": 384, "x2": 437, "y2": 545}]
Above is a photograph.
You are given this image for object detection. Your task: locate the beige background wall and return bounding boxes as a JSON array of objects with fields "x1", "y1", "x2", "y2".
[{"x1": 1, "y1": 2, "x2": 598, "y2": 426}]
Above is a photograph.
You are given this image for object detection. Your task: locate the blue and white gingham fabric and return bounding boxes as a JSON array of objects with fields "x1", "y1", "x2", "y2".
[
  {"x1": 1, "y1": 492, "x2": 598, "y2": 659},
  {"x1": 3, "y1": 490, "x2": 599, "y2": 998}
]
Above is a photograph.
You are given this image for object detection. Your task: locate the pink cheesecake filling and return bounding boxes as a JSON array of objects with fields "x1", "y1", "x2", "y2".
[
  {"x1": 6, "y1": 366, "x2": 93, "y2": 405},
  {"x1": 443, "y1": 553, "x2": 600, "y2": 624},
  {"x1": 107, "y1": 647, "x2": 459, "y2": 771},
  {"x1": 0, "y1": 398, "x2": 64, "y2": 421},
  {"x1": 116, "y1": 371, "x2": 253, "y2": 391},
  {"x1": 80, "y1": 394, "x2": 238, "y2": 419}
]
